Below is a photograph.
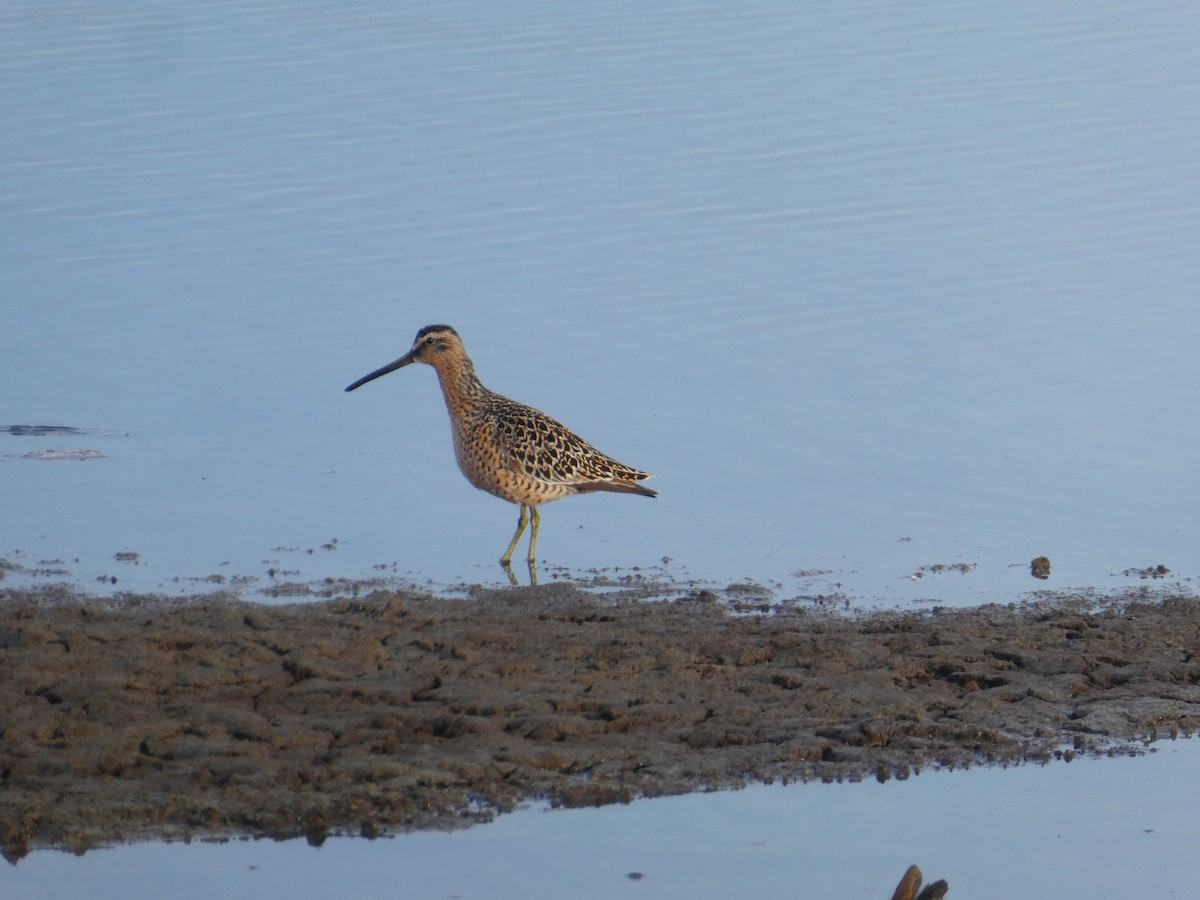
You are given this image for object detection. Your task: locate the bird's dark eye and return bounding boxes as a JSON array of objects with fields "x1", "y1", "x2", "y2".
[{"x1": 425, "y1": 336, "x2": 436, "y2": 346}]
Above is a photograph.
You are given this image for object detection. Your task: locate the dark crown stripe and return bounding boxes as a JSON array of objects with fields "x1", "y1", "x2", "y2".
[{"x1": 415, "y1": 324, "x2": 458, "y2": 340}]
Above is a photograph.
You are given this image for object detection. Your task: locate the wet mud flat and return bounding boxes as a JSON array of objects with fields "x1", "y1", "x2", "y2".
[{"x1": 2, "y1": 583, "x2": 1199, "y2": 862}]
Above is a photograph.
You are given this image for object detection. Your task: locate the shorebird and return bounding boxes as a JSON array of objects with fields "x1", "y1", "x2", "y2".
[{"x1": 345, "y1": 325, "x2": 656, "y2": 566}]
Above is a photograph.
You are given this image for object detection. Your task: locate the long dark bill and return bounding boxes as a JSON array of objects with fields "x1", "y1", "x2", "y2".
[{"x1": 344, "y1": 350, "x2": 417, "y2": 392}]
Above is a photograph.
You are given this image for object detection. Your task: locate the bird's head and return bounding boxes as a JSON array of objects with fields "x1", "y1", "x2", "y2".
[{"x1": 345, "y1": 324, "x2": 464, "y2": 392}]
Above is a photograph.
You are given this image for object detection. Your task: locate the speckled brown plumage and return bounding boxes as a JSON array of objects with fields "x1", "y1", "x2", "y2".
[{"x1": 346, "y1": 324, "x2": 656, "y2": 564}]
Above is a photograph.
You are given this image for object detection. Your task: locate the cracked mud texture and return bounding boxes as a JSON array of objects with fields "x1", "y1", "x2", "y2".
[{"x1": 2, "y1": 583, "x2": 1199, "y2": 862}]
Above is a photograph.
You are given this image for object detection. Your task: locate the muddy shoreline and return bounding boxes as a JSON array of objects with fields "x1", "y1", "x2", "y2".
[{"x1": 2, "y1": 582, "x2": 1198, "y2": 863}]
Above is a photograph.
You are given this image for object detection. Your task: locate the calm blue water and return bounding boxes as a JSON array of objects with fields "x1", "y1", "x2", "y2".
[
  {"x1": 3, "y1": 1, "x2": 1200, "y2": 890},
  {"x1": 4, "y1": 1, "x2": 1200, "y2": 606},
  {"x1": 9, "y1": 739, "x2": 1200, "y2": 899}
]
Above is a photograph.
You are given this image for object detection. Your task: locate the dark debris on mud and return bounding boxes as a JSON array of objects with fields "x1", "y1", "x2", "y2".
[{"x1": 2, "y1": 582, "x2": 1199, "y2": 862}]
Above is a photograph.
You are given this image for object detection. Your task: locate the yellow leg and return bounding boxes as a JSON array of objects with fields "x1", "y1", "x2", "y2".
[
  {"x1": 527, "y1": 506, "x2": 541, "y2": 563},
  {"x1": 501, "y1": 504, "x2": 529, "y2": 565}
]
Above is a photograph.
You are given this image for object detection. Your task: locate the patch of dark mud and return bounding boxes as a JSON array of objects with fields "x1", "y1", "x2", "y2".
[
  {"x1": 4, "y1": 425, "x2": 123, "y2": 462},
  {"x1": 2, "y1": 583, "x2": 1199, "y2": 862},
  {"x1": 1122, "y1": 564, "x2": 1171, "y2": 580},
  {"x1": 910, "y1": 562, "x2": 977, "y2": 578},
  {"x1": 3, "y1": 425, "x2": 88, "y2": 437},
  {"x1": 3, "y1": 425, "x2": 124, "y2": 438}
]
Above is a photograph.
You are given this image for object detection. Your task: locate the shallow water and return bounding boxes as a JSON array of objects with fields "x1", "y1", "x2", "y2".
[
  {"x1": 3, "y1": 0, "x2": 1200, "y2": 892},
  {"x1": 8, "y1": 739, "x2": 1200, "y2": 898},
  {"x1": 4, "y1": 0, "x2": 1199, "y2": 606}
]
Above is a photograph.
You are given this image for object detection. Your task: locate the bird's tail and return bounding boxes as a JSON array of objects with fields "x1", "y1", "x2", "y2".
[{"x1": 576, "y1": 479, "x2": 657, "y2": 498}]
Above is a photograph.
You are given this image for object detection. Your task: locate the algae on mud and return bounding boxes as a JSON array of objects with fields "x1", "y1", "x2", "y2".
[{"x1": 2, "y1": 582, "x2": 1198, "y2": 862}]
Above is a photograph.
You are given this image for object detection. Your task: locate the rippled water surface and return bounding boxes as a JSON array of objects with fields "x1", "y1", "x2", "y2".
[
  {"x1": 4, "y1": 0, "x2": 1200, "y2": 892},
  {"x1": 5, "y1": 1, "x2": 1200, "y2": 607}
]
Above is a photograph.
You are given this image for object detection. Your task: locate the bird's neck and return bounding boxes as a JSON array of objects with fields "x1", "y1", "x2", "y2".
[{"x1": 432, "y1": 355, "x2": 489, "y2": 414}]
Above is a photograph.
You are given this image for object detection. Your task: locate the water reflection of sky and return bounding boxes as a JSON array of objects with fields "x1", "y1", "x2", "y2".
[
  {"x1": 8, "y1": 738, "x2": 1200, "y2": 898},
  {"x1": 5, "y1": 3, "x2": 1199, "y2": 606}
]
